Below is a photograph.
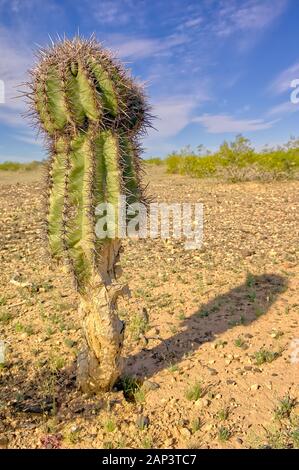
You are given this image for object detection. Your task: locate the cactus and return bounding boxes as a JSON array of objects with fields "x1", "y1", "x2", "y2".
[{"x1": 26, "y1": 37, "x2": 150, "y2": 392}]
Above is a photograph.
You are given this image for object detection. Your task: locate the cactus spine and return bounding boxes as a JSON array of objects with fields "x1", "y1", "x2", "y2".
[{"x1": 27, "y1": 37, "x2": 150, "y2": 392}]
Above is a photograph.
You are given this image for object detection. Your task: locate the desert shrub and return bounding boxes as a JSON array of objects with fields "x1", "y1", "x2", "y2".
[
  {"x1": 145, "y1": 157, "x2": 163, "y2": 165},
  {"x1": 0, "y1": 160, "x2": 42, "y2": 171},
  {"x1": 165, "y1": 135, "x2": 299, "y2": 182}
]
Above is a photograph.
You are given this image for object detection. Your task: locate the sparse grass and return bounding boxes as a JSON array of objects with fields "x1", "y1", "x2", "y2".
[
  {"x1": 168, "y1": 363, "x2": 179, "y2": 373},
  {"x1": 247, "y1": 290, "x2": 257, "y2": 302},
  {"x1": 14, "y1": 322, "x2": 35, "y2": 335},
  {"x1": 246, "y1": 273, "x2": 255, "y2": 288},
  {"x1": 234, "y1": 337, "x2": 247, "y2": 349},
  {"x1": 0, "y1": 311, "x2": 12, "y2": 324},
  {"x1": 271, "y1": 330, "x2": 284, "y2": 339},
  {"x1": 65, "y1": 427, "x2": 81, "y2": 444},
  {"x1": 274, "y1": 395, "x2": 297, "y2": 420},
  {"x1": 218, "y1": 426, "x2": 231, "y2": 441},
  {"x1": 141, "y1": 436, "x2": 153, "y2": 448},
  {"x1": 0, "y1": 296, "x2": 7, "y2": 306},
  {"x1": 128, "y1": 313, "x2": 149, "y2": 341},
  {"x1": 291, "y1": 428, "x2": 299, "y2": 448},
  {"x1": 217, "y1": 407, "x2": 230, "y2": 421},
  {"x1": 104, "y1": 418, "x2": 116, "y2": 433},
  {"x1": 185, "y1": 382, "x2": 204, "y2": 401},
  {"x1": 191, "y1": 417, "x2": 201, "y2": 433},
  {"x1": 134, "y1": 388, "x2": 146, "y2": 404},
  {"x1": 254, "y1": 306, "x2": 265, "y2": 317},
  {"x1": 254, "y1": 348, "x2": 281, "y2": 365},
  {"x1": 120, "y1": 375, "x2": 142, "y2": 402},
  {"x1": 49, "y1": 355, "x2": 65, "y2": 372}
]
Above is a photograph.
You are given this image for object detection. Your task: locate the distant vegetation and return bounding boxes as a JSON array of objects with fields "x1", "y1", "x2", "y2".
[
  {"x1": 146, "y1": 135, "x2": 299, "y2": 182},
  {"x1": 0, "y1": 161, "x2": 43, "y2": 171},
  {"x1": 145, "y1": 157, "x2": 164, "y2": 166}
]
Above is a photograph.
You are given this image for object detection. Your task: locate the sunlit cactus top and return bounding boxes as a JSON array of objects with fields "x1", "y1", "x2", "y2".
[{"x1": 26, "y1": 36, "x2": 151, "y2": 292}]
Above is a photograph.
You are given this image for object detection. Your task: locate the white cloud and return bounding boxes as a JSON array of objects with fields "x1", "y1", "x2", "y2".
[
  {"x1": 269, "y1": 61, "x2": 299, "y2": 95},
  {"x1": 0, "y1": 26, "x2": 33, "y2": 128},
  {"x1": 151, "y1": 97, "x2": 196, "y2": 138},
  {"x1": 215, "y1": 0, "x2": 288, "y2": 37},
  {"x1": 267, "y1": 100, "x2": 299, "y2": 116},
  {"x1": 109, "y1": 34, "x2": 187, "y2": 59},
  {"x1": 194, "y1": 113, "x2": 277, "y2": 133}
]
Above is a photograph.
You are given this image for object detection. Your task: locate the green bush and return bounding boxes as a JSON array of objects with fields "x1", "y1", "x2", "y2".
[
  {"x1": 0, "y1": 160, "x2": 42, "y2": 171},
  {"x1": 145, "y1": 157, "x2": 163, "y2": 165},
  {"x1": 165, "y1": 135, "x2": 299, "y2": 182}
]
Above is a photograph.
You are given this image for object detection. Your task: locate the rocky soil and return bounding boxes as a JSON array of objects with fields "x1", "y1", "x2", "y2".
[{"x1": 0, "y1": 166, "x2": 298, "y2": 449}]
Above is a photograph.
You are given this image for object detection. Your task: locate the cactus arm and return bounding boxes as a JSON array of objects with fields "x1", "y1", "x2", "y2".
[
  {"x1": 88, "y1": 58, "x2": 118, "y2": 116},
  {"x1": 47, "y1": 137, "x2": 68, "y2": 257}
]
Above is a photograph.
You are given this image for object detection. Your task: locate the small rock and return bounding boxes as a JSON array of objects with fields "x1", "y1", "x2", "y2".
[
  {"x1": 142, "y1": 380, "x2": 160, "y2": 392},
  {"x1": 207, "y1": 367, "x2": 218, "y2": 376},
  {"x1": 250, "y1": 384, "x2": 260, "y2": 391},
  {"x1": 180, "y1": 427, "x2": 191, "y2": 438},
  {"x1": 225, "y1": 359, "x2": 232, "y2": 366},
  {"x1": 215, "y1": 393, "x2": 222, "y2": 399},
  {"x1": 203, "y1": 423, "x2": 213, "y2": 432},
  {"x1": 226, "y1": 379, "x2": 236, "y2": 385},
  {"x1": 236, "y1": 437, "x2": 243, "y2": 445},
  {"x1": 202, "y1": 399, "x2": 211, "y2": 407},
  {"x1": 136, "y1": 415, "x2": 149, "y2": 429},
  {"x1": 164, "y1": 438, "x2": 175, "y2": 447}
]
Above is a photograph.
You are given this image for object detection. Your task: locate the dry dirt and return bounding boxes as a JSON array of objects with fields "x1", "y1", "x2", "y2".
[{"x1": 0, "y1": 165, "x2": 298, "y2": 449}]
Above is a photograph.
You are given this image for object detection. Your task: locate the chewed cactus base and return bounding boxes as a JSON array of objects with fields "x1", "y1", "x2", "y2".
[{"x1": 76, "y1": 284, "x2": 126, "y2": 393}]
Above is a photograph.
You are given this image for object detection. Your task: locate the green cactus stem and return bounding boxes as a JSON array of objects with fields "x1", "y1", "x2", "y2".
[{"x1": 26, "y1": 36, "x2": 150, "y2": 392}]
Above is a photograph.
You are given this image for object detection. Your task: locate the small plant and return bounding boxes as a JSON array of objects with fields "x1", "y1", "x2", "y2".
[
  {"x1": 134, "y1": 388, "x2": 146, "y2": 404},
  {"x1": 105, "y1": 418, "x2": 116, "y2": 433},
  {"x1": 120, "y1": 375, "x2": 141, "y2": 402},
  {"x1": 49, "y1": 355, "x2": 65, "y2": 372},
  {"x1": 246, "y1": 273, "x2": 255, "y2": 288},
  {"x1": 291, "y1": 428, "x2": 299, "y2": 448},
  {"x1": 0, "y1": 296, "x2": 7, "y2": 306},
  {"x1": 218, "y1": 426, "x2": 231, "y2": 442},
  {"x1": 128, "y1": 313, "x2": 149, "y2": 341},
  {"x1": 185, "y1": 382, "x2": 204, "y2": 401},
  {"x1": 255, "y1": 306, "x2": 265, "y2": 318},
  {"x1": 14, "y1": 322, "x2": 35, "y2": 335},
  {"x1": 274, "y1": 395, "x2": 297, "y2": 420},
  {"x1": 234, "y1": 337, "x2": 247, "y2": 349},
  {"x1": 191, "y1": 417, "x2": 201, "y2": 433},
  {"x1": 0, "y1": 311, "x2": 12, "y2": 324},
  {"x1": 254, "y1": 348, "x2": 281, "y2": 365},
  {"x1": 141, "y1": 436, "x2": 153, "y2": 448},
  {"x1": 217, "y1": 407, "x2": 230, "y2": 421},
  {"x1": 271, "y1": 330, "x2": 284, "y2": 339}
]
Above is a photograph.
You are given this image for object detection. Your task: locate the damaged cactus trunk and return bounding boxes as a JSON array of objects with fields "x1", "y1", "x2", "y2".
[{"x1": 27, "y1": 36, "x2": 150, "y2": 393}]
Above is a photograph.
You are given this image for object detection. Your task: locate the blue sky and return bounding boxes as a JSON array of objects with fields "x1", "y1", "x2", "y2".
[{"x1": 0, "y1": 0, "x2": 299, "y2": 161}]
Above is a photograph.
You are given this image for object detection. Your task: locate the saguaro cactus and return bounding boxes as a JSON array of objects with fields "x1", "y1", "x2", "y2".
[{"x1": 27, "y1": 37, "x2": 150, "y2": 393}]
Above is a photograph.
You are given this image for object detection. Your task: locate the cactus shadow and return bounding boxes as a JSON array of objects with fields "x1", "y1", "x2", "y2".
[{"x1": 124, "y1": 273, "x2": 287, "y2": 380}]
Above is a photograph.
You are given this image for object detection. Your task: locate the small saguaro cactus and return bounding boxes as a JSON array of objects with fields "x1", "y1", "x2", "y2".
[{"x1": 26, "y1": 37, "x2": 150, "y2": 393}]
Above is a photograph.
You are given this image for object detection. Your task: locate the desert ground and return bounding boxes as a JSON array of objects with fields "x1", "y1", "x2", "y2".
[{"x1": 0, "y1": 165, "x2": 298, "y2": 449}]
